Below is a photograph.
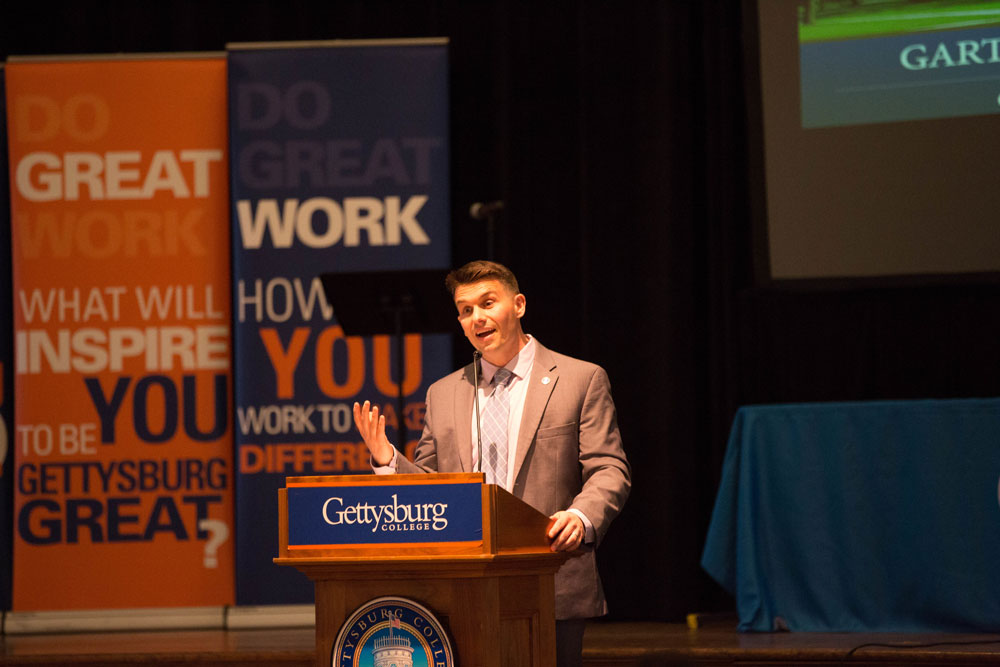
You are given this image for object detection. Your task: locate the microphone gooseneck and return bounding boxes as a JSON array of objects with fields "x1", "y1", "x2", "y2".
[{"x1": 473, "y1": 351, "x2": 483, "y2": 473}]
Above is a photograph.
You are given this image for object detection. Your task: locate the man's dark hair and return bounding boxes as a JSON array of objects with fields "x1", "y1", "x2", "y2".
[{"x1": 445, "y1": 260, "x2": 520, "y2": 297}]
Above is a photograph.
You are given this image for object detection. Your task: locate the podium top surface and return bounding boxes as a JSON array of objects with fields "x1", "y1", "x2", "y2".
[{"x1": 285, "y1": 472, "x2": 482, "y2": 486}]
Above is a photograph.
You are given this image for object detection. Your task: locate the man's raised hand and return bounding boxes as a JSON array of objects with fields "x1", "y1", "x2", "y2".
[{"x1": 353, "y1": 400, "x2": 395, "y2": 466}]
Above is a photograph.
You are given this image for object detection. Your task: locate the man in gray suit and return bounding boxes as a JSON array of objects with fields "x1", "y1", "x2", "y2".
[{"x1": 354, "y1": 260, "x2": 630, "y2": 667}]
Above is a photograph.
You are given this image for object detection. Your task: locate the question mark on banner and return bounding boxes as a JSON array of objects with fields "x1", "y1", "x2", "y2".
[{"x1": 198, "y1": 519, "x2": 230, "y2": 569}]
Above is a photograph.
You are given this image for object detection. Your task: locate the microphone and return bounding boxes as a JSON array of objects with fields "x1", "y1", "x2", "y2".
[
  {"x1": 469, "y1": 200, "x2": 504, "y2": 220},
  {"x1": 472, "y1": 351, "x2": 483, "y2": 473}
]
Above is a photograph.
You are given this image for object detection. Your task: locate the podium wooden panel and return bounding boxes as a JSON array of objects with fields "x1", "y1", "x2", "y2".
[{"x1": 275, "y1": 473, "x2": 568, "y2": 667}]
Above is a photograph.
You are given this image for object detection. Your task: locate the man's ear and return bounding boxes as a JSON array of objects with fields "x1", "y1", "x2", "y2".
[{"x1": 514, "y1": 293, "x2": 526, "y2": 318}]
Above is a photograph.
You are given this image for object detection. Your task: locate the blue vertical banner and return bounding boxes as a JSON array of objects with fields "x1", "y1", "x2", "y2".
[
  {"x1": 0, "y1": 66, "x2": 13, "y2": 610},
  {"x1": 228, "y1": 40, "x2": 452, "y2": 605}
]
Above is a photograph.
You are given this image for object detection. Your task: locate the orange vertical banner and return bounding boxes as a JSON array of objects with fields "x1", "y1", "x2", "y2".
[{"x1": 6, "y1": 55, "x2": 234, "y2": 610}]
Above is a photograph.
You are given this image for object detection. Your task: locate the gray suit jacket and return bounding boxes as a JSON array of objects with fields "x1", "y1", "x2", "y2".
[{"x1": 397, "y1": 341, "x2": 631, "y2": 619}]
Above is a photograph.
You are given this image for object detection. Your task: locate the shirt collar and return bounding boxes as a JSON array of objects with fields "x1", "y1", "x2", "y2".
[{"x1": 480, "y1": 335, "x2": 535, "y2": 385}]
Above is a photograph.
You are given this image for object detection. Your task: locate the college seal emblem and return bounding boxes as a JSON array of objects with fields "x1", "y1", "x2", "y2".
[{"x1": 331, "y1": 596, "x2": 455, "y2": 667}]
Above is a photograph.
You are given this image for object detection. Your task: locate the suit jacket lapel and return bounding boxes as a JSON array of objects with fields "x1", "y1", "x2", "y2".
[
  {"x1": 454, "y1": 363, "x2": 476, "y2": 472},
  {"x1": 513, "y1": 342, "x2": 558, "y2": 481}
]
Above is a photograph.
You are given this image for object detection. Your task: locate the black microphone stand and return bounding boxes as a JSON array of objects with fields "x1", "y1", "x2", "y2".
[
  {"x1": 469, "y1": 201, "x2": 503, "y2": 261},
  {"x1": 319, "y1": 269, "x2": 453, "y2": 451}
]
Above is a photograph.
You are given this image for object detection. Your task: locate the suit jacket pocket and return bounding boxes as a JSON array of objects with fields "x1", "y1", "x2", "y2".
[
  {"x1": 536, "y1": 421, "x2": 578, "y2": 440},
  {"x1": 524, "y1": 421, "x2": 581, "y2": 510}
]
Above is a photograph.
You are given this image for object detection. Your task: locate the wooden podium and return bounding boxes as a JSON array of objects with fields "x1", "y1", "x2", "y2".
[{"x1": 275, "y1": 472, "x2": 569, "y2": 667}]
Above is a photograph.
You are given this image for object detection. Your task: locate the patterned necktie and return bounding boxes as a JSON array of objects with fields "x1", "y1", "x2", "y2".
[{"x1": 480, "y1": 368, "x2": 514, "y2": 488}]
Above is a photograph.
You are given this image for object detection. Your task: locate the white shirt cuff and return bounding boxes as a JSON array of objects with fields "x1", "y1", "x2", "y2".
[
  {"x1": 567, "y1": 508, "x2": 595, "y2": 544},
  {"x1": 371, "y1": 447, "x2": 398, "y2": 474}
]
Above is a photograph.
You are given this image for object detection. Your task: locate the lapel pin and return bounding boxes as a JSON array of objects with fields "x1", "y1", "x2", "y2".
[{"x1": 541, "y1": 376, "x2": 551, "y2": 385}]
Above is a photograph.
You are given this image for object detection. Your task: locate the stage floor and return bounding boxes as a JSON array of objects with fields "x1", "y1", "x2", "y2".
[{"x1": 2, "y1": 622, "x2": 1000, "y2": 666}]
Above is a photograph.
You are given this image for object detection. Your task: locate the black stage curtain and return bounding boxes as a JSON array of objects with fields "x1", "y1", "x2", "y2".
[{"x1": 5, "y1": 0, "x2": 1000, "y2": 622}]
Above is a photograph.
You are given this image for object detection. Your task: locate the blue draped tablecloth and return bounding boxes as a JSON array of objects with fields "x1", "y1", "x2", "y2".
[{"x1": 701, "y1": 398, "x2": 1000, "y2": 632}]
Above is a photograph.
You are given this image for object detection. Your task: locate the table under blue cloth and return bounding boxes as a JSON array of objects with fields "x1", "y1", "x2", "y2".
[{"x1": 701, "y1": 398, "x2": 1000, "y2": 632}]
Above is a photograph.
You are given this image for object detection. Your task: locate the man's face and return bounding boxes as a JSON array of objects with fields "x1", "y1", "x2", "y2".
[{"x1": 453, "y1": 279, "x2": 526, "y2": 366}]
